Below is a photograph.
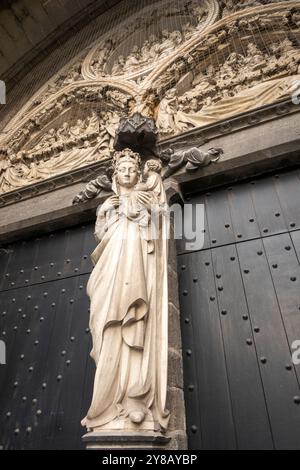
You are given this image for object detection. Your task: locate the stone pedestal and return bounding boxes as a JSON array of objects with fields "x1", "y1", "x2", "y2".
[{"x1": 82, "y1": 431, "x2": 171, "y2": 450}]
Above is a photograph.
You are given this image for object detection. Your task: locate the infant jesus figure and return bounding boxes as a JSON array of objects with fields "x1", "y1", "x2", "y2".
[
  {"x1": 134, "y1": 159, "x2": 167, "y2": 207},
  {"x1": 131, "y1": 159, "x2": 168, "y2": 245}
]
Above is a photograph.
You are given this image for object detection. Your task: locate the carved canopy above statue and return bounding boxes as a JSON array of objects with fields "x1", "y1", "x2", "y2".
[{"x1": 0, "y1": 0, "x2": 299, "y2": 195}]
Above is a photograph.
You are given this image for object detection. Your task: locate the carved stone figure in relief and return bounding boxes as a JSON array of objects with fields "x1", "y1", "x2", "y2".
[
  {"x1": 156, "y1": 88, "x2": 179, "y2": 135},
  {"x1": 124, "y1": 45, "x2": 142, "y2": 72},
  {"x1": 86, "y1": 111, "x2": 100, "y2": 135},
  {"x1": 112, "y1": 56, "x2": 126, "y2": 75},
  {"x1": 182, "y1": 22, "x2": 196, "y2": 40},
  {"x1": 134, "y1": 159, "x2": 165, "y2": 204},
  {"x1": 193, "y1": 4, "x2": 207, "y2": 24},
  {"x1": 245, "y1": 43, "x2": 266, "y2": 72},
  {"x1": 159, "y1": 30, "x2": 182, "y2": 59},
  {"x1": 56, "y1": 122, "x2": 71, "y2": 143},
  {"x1": 148, "y1": 34, "x2": 160, "y2": 59},
  {"x1": 131, "y1": 93, "x2": 158, "y2": 118},
  {"x1": 81, "y1": 148, "x2": 170, "y2": 434},
  {"x1": 96, "y1": 39, "x2": 114, "y2": 72},
  {"x1": 160, "y1": 146, "x2": 223, "y2": 179},
  {"x1": 222, "y1": 0, "x2": 278, "y2": 16},
  {"x1": 110, "y1": 27, "x2": 185, "y2": 76}
]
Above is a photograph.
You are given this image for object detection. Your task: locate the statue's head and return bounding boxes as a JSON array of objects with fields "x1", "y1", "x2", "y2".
[
  {"x1": 160, "y1": 147, "x2": 174, "y2": 163},
  {"x1": 171, "y1": 31, "x2": 181, "y2": 40},
  {"x1": 190, "y1": 98, "x2": 198, "y2": 111},
  {"x1": 247, "y1": 43, "x2": 258, "y2": 53},
  {"x1": 166, "y1": 88, "x2": 176, "y2": 99},
  {"x1": 149, "y1": 34, "x2": 156, "y2": 43},
  {"x1": 112, "y1": 148, "x2": 141, "y2": 191},
  {"x1": 144, "y1": 159, "x2": 162, "y2": 176}
]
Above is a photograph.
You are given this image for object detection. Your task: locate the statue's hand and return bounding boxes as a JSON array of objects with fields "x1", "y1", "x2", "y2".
[
  {"x1": 134, "y1": 183, "x2": 147, "y2": 191},
  {"x1": 100, "y1": 195, "x2": 119, "y2": 213},
  {"x1": 109, "y1": 195, "x2": 120, "y2": 208},
  {"x1": 72, "y1": 193, "x2": 84, "y2": 205},
  {"x1": 136, "y1": 191, "x2": 152, "y2": 210}
]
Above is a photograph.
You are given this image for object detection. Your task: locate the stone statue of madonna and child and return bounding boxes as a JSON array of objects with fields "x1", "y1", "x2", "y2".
[{"x1": 81, "y1": 148, "x2": 170, "y2": 436}]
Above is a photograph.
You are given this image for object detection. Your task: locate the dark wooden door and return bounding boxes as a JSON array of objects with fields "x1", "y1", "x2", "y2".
[
  {"x1": 178, "y1": 168, "x2": 300, "y2": 450},
  {"x1": 0, "y1": 224, "x2": 96, "y2": 449}
]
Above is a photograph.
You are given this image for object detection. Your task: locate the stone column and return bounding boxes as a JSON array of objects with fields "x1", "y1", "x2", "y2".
[{"x1": 164, "y1": 179, "x2": 187, "y2": 451}]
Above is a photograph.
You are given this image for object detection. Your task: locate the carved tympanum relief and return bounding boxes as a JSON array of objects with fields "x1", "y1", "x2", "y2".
[
  {"x1": 155, "y1": 38, "x2": 300, "y2": 135},
  {"x1": 83, "y1": 0, "x2": 219, "y2": 81},
  {"x1": 0, "y1": 0, "x2": 299, "y2": 195}
]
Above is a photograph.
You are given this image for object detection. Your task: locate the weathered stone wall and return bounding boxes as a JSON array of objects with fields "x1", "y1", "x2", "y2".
[
  {"x1": 166, "y1": 219, "x2": 187, "y2": 449},
  {"x1": 0, "y1": 0, "x2": 122, "y2": 80},
  {"x1": 0, "y1": 0, "x2": 159, "y2": 131}
]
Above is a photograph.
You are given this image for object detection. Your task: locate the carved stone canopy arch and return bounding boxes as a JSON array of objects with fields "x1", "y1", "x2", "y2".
[{"x1": 82, "y1": 0, "x2": 220, "y2": 82}]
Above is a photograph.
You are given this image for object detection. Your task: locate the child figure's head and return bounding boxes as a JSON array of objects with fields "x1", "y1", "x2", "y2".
[{"x1": 144, "y1": 159, "x2": 162, "y2": 176}]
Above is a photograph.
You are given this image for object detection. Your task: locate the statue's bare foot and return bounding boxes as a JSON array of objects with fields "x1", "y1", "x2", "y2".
[{"x1": 129, "y1": 411, "x2": 145, "y2": 424}]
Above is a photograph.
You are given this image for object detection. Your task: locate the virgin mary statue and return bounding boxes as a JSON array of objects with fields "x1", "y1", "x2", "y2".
[{"x1": 81, "y1": 148, "x2": 170, "y2": 433}]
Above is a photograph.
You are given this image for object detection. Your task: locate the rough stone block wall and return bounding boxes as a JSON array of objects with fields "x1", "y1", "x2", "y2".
[{"x1": 165, "y1": 219, "x2": 187, "y2": 450}]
